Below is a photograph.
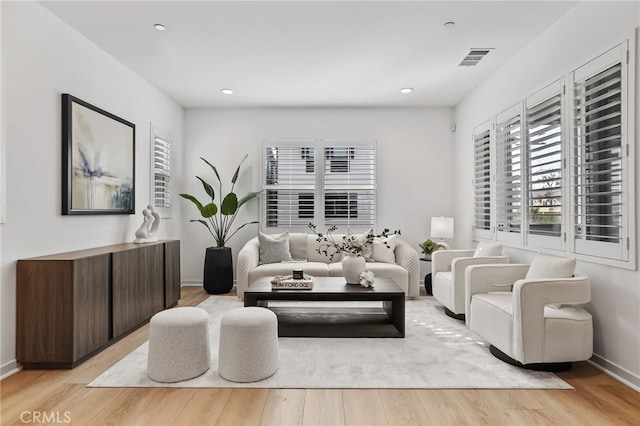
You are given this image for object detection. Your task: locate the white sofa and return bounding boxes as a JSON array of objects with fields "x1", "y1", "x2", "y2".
[{"x1": 236, "y1": 232, "x2": 420, "y2": 300}]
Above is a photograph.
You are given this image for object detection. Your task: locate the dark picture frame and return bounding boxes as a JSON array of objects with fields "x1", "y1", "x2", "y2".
[{"x1": 62, "y1": 94, "x2": 135, "y2": 215}]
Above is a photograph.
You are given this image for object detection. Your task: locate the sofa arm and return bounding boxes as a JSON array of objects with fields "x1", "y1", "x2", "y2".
[
  {"x1": 513, "y1": 275, "x2": 591, "y2": 362},
  {"x1": 465, "y1": 264, "x2": 529, "y2": 326},
  {"x1": 431, "y1": 250, "x2": 476, "y2": 274},
  {"x1": 236, "y1": 237, "x2": 260, "y2": 300},
  {"x1": 394, "y1": 238, "x2": 420, "y2": 298}
]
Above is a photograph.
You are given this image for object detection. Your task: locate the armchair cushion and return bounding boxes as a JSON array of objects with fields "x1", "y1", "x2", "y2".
[
  {"x1": 258, "y1": 232, "x2": 293, "y2": 264},
  {"x1": 474, "y1": 241, "x2": 503, "y2": 257},
  {"x1": 525, "y1": 254, "x2": 576, "y2": 280}
]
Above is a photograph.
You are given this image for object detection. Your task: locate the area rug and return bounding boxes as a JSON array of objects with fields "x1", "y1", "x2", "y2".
[{"x1": 88, "y1": 296, "x2": 571, "y2": 389}]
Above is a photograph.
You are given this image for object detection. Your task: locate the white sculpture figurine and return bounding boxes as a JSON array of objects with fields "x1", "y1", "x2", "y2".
[
  {"x1": 360, "y1": 270, "x2": 375, "y2": 288},
  {"x1": 134, "y1": 205, "x2": 160, "y2": 243}
]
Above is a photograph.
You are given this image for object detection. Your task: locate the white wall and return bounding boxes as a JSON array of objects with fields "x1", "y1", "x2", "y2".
[
  {"x1": 453, "y1": 2, "x2": 640, "y2": 388},
  {"x1": 182, "y1": 108, "x2": 454, "y2": 283},
  {"x1": 0, "y1": 2, "x2": 184, "y2": 376}
]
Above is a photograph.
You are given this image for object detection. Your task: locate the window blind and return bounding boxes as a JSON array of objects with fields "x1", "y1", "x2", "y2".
[
  {"x1": 473, "y1": 125, "x2": 492, "y2": 236},
  {"x1": 263, "y1": 145, "x2": 316, "y2": 228},
  {"x1": 495, "y1": 109, "x2": 522, "y2": 238},
  {"x1": 527, "y1": 90, "x2": 563, "y2": 240},
  {"x1": 572, "y1": 62, "x2": 624, "y2": 249},
  {"x1": 323, "y1": 146, "x2": 375, "y2": 228},
  {"x1": 153, "y1": 135, "x2": 171, "y2": 209}
]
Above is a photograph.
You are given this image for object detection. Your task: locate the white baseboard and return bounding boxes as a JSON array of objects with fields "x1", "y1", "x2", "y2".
[
  {"x1": 180, "y1": 280, "x2": 202, "y2": 286},
  {"x1": 1, "y1": 359, "x2": 20, "y2": 380},
  {"x1": 589, "y1": 354, "x2": 640, "y2": 393}
]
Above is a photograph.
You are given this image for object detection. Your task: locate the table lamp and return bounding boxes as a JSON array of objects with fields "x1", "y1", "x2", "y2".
[{"x1": 431, "y1": 216, "x2": 454, "y2": 249}]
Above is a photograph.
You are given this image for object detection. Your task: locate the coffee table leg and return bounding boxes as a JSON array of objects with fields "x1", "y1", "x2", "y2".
[{"x1": 383, "y1": 297, "x2": 405, "y2": 337}]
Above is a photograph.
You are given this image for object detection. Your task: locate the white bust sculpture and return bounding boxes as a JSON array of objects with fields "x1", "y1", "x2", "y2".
[{"x1": 134, "y1": 205, "x2": 160, "y2": 243}]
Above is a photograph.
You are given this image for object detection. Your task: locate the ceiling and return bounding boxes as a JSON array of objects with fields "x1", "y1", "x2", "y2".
[{"x1": 39, "y1": 1, "x2": 579, "y2": 108}]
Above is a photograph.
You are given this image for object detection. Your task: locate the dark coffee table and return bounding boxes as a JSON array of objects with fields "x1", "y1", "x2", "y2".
[{"x1": 244, "y1": 277, "x2": 405, "y2": 338}]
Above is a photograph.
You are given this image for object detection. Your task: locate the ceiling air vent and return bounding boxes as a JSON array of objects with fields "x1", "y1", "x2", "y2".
[{"x1": 458, "y1": 49, "x2": 493, "y2": 67}]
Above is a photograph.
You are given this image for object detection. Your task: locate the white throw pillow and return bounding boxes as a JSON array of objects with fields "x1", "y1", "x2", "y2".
[
  {"x1": 525, "y1": 254, "x2": 576, "y2": 280},
  {"x1": 259, "y1": 232, "x2": 293, "y2": 264},
  {"x1": 344, "y1": 229, "x2": 374, "y2": 261},
  {"x1": 372, "y1": 234, "x2": 397, "y2": 264},
  {"x1": 473, "y1": 240, "x2": 503, "y2": 257}
]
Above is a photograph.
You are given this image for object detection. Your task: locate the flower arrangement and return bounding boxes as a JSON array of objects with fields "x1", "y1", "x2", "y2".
[{"x1": 308, "y1": 223, "x2": 401, "y2": 260}]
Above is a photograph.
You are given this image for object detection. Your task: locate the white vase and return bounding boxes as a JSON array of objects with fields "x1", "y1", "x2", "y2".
[{"x1": 342, "y1": 254, "x2": 366, "y2": 284}]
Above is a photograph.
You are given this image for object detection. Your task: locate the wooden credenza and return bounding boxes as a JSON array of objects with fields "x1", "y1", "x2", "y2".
[{"x1": 16, "y1": 240, "x2": 180, "y2": 369}]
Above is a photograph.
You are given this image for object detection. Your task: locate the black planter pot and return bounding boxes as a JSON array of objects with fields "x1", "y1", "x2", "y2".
[{"x1": 203, "y1": 247, "x2": 233, "y2": 294}]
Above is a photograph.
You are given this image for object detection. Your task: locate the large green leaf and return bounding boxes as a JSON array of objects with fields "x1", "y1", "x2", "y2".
[
  {"x1": 231, "y1": 154, "x2": 249, "y2": 184},
  {"x1": 179, "y1": 193, "x2": 204, "y2": 211},
  {"x1": 237, "y1": 190, "x2": 262, "y2": 208},
  {"x1": 196, "y1": 176, "x2": 215, "y2": 200},
  {"x1": 201, "y1": 157, "x2": 221, "y2": 183},
  {"x1": 200, "y1": 203, "x2": 218, "y2": 218},
  {"x1": 221, "y1": 193, "x2": 238, "y2": 215}
]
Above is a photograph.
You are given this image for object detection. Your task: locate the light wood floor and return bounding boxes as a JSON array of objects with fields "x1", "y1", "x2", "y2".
[{"x1": 2, "y1": 286, "x2": 639, "y2": 426}]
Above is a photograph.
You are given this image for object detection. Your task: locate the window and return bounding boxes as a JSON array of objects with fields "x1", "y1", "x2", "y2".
[
  {"x1": 525, "y1": 79, "x2": 565, "y2": 250},
  {"x1": 473, "y1": 121, "x2": 492, "y2": 240},
  {"x1": 263, "y1": 140, "x2": 376, "y2": 231},
  {"x1": 570, "y1": 43, "x2": 630, "y2": 261},
  {"x1": 263, "y1": 144, "x2": 316, "y2": 228},
  {"x1": 495, "y1": 104, "x2": 522, "y2": 243},
  {"x1": 471, "y1": 38, "x2": 634, "y2": 268},
  {"x1": 151, "y1": 128, "x2": 172, "y2": 217},
  {"x1": 323, "y1": 145, "x2": 375, "y2": 228}
]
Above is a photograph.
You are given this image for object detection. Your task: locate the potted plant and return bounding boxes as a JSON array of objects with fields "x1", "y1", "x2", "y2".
[
  {"x1": 180, "y1": 154, "x2": 261, "y2": 294},
  {"x1": 419, "y1": 239, "x2": 438, "y2": 259}
]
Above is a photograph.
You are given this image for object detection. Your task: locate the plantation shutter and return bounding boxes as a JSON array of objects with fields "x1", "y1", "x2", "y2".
[
  {"x1": 323, "y1": 145, "x2": 375, "y2": 228},
  {"x1": 263, "y1": 144, "x2": 316, "y2": 229},
  {"x1": 152, "y1": 133, "x2": 171, "y2": 211},
  {"x1": 571, "y1": 44, "x2": 628, "y2": 261},
  {"x1": 525, "y1": 80, "x2": 564, "y2": 250},
  {"x1": 473, "y1": 121, "x2": 492, "y2": 240},
  {"x1": 495, "y1": 104, "x2": 523, "y2": 243}
]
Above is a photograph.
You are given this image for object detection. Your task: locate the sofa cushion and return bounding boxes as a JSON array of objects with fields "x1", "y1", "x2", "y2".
[
  {"x1": 258, "y1": 232, "x2": 293, "y2": 264},
  {"x1": 346, "y1": 229, "x2": 374, "y2": 261},
  {"x1": 474, "y1": 241, "x2": 503, "y2": 257},
  {"x1": 372, "y1": 234, "x2": 397, "y2": 263},
  {"x1": 288, "y1": 233, "x2": 309, "y2": 260}
]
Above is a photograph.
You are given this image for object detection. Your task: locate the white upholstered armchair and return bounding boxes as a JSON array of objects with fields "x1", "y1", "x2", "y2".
[
  {"x1": 431, "y1": 241, "x2": 509, "y2": 320},
  {"x1": 465, "y1": 255, "x2": 593, "y2": 371}
]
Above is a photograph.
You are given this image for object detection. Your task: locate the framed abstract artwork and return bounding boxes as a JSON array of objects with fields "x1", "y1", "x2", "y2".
[{"x1": 62, "y1": 94, "x2": 135, "y2": 215}]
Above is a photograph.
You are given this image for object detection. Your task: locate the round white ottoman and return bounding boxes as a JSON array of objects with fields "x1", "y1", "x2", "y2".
[
  {"x1": 218, "y1": 307, "x2": 279, "y2": 382},
  {"x1": 147, "y1": 307, "x2": 210, "y2": 383}
]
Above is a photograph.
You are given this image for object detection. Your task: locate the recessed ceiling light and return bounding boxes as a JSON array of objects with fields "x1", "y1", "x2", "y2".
[
  {"x1": 444, "y1": 21, "x2": 455, "y2": 28},
  {"x1": 221, "y1": 89, "x2": 234, "y2": 95},
  {"x1": 400, "y1": 88, "x2": 413, "y2": 94},
  {"x1": 154, "y1": 24, "x2": 166, "y2": 31}
]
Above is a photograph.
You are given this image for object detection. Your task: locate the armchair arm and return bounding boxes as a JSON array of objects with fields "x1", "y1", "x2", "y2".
[
  {"x1": 465, "y1": 264, "x2": 530, "y2": 326},
  {"x1": 449, "y1": 255, "x2": 510, "y2": 314},
  {"x1": 512, "y1": 275, "x2": 591, "y2": 363},
  {"x1": 431, "y1": 249, "x2": 475, "y2": 274},
  {"x1": 236, "y1": 237, "x2": 260, "y2": 300},
  {"x1": 394, "y1": 238, "x2": 420, "y2": 298}
]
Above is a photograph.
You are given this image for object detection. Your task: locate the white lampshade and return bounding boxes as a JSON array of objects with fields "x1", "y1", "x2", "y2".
[{"x1": 431, "y1": 216, "x2": 454, "y2": 239}]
